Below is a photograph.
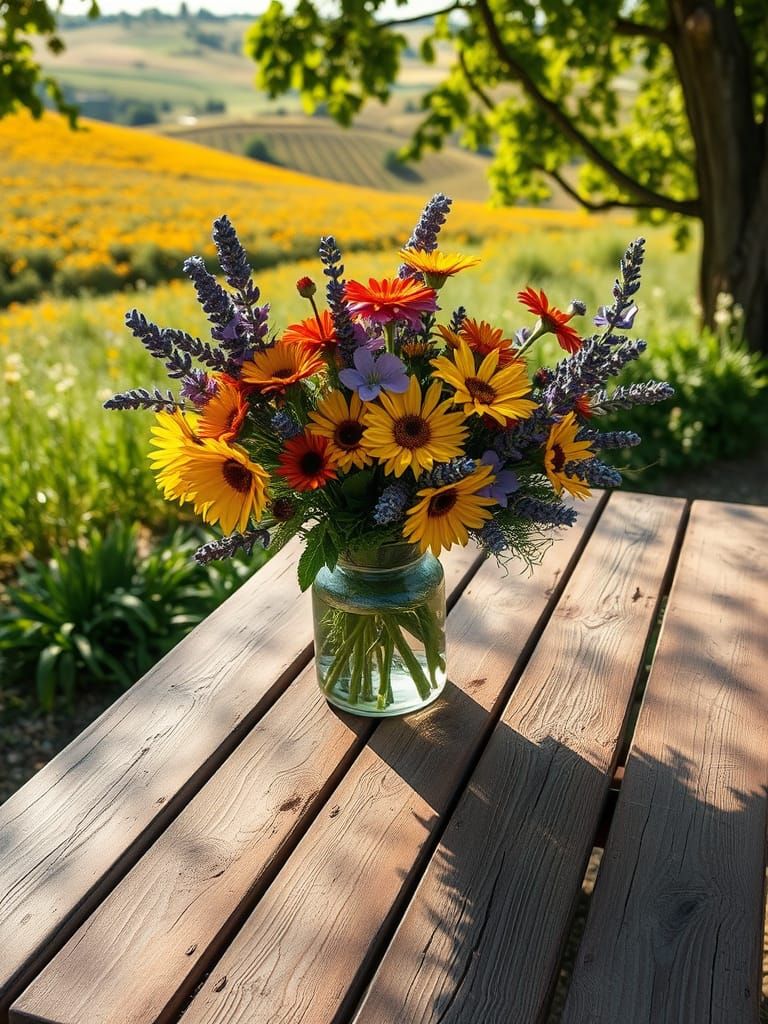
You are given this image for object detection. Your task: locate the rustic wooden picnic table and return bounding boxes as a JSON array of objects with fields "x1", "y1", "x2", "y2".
[{"x1": 1, "y1": 490, "x2": 766, "y2": 1024}]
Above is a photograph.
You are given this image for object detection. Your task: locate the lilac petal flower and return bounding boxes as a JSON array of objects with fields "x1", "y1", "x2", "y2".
[
  {"x1": 594, "y1": 303, "x2": 638, "y2": 330},
  {"x1": 479, "y1": 450, "x2": 519, "y2": 507},
  {"x1": 514, "y1": 326, "x2": 531, "y2": 347},
  {"x1": 339, "y1": 347, "x2": 409, "y2": 401}
]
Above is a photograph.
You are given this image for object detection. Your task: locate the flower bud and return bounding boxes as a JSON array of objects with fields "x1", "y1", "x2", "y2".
[{"x1": 296, "y1": 276, "x2": 317, "y2": 298}]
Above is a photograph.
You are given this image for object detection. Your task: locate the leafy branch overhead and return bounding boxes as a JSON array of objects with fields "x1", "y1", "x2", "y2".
[
  {"x1": 0, "y1": 1, "x2": 100, "y2": 124},
  {"x1": 246, "y1": 1, "x2": 768, "y2": 354}
]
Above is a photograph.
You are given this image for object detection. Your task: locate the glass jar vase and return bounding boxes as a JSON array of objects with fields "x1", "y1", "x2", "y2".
[{"x1": 312, "y1": 543, "x2": 446, "y2": 717}]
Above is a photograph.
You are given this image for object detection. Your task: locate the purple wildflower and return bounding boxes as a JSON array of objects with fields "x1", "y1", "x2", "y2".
[
  {"x1": 180, "y1": 369, "x2": 218, "y2": 407},
  {"x1": 479, "y1": 450, "x2": 519, "y2": 507},
  {"x1": 477, "y1": 520, "x2": 508, "y2": 556},
  {"x1": 372, "y1": 482, "x2": 411, "y2": 525},
  {"x1": 418, "y1": 457, "x2": 476, "y2": 489},
  {"x1": 339, "y1": 348, "x2": 409, "y2": 402},
  {"x1": 594, "y1": 303, "x2": 638, "y2": 330},
  {"x1": 398, "y1": 193, "x2": 453, "y2": 278}
]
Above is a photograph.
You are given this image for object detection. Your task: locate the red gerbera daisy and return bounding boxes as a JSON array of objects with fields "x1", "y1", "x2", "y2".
[
  {"x1": 344, "y1": 276, "x2": 438, "y2": 329},
  {"x1": 573, "y1": 394, "x2": 593, "y2": 419},
  {"x1": 277, "y1": 431, "x2": 338, "y2": 492},
  {"x1": 517, "y1": 286, "x2": 582, "y2": 354},
  {"x1": 282, "y1": 310, "x2": 337, "y2": 352}
]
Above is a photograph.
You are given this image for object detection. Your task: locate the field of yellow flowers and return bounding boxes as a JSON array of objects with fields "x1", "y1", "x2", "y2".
[{"x1": 0, "y1": 111, "x2": 590, "y2": 307}]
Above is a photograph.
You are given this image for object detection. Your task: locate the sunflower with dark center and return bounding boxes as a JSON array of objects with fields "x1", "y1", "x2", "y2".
[
  {"x1": 167, "y1": 437, "x2": 269, "y2": 534},
  {"x1": 362, "y1": 376, "x2": 467, "y2": 478},
  {"x1": 308, "y1": 390, "x2": 372, "y2": 472},
  {"x1": 241, "y1": 340, "x2": 325, "y2": 395},
  {"x1": 431, "y1": 340, "x2": 538, "y2": 425},
  {"x1": 544, "y1": 412, "x2": 593, "y2": 499},
  {"x1": 277, "y1": 431, "x2": 338, "y2": 491},
  {"x1": 403, "y1": 464, "x2": 497, "y2": 556},
  {"x1": 148, "y1": 409, "x2": 213, "y2": 505}
]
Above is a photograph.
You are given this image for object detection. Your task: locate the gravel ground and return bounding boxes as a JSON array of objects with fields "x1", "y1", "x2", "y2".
[{"x1": 1, "y1": 450, "x2": 766, "y2": 1013}]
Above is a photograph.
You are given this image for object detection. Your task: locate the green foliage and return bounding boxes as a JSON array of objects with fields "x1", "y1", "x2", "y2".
[
  {"x1": 0, "y1": 522, "x2": 266, "y2": 708},
  {"x1": 243, "y1": 133, "x2": 279, "y2": 164},
  {"x1": 298, "y1": 520, "x2": 339, "y2": 592},
  {"x1": 0, "y1": 1, "x2": 100, "y2": 124},
  {"x1": 603, "y1": 327, "x2": 768, "y2": 477}
]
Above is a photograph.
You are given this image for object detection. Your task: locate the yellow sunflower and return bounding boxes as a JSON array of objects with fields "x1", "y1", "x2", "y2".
[
  {"x1": 181, "y1": 439, "x2": 270, "y2": 533},
  {"x1": 397, "y1": 248, "x2": 480, "y2": 288},
  {"x1": 403, "y1": 465, "x2": 497, "y2": 556},
  {"x1": 307, "y1": 390, "x2": 372, "y2": 471},
  {"x1": 431, "y1": 340, "x2": 538, "y2": 425},
  {"x1": 362, "y1": 375, "x2": 467, "y2": 478},
  {"x1": 148, "y1": 410, "x2": 201, "y2": 503},
  {"x1": 544, "y1": 412, "x2": 593, "y2": 499},
  {"x1": 240, "y1": 341, "x2": 324, "y2": 394}
]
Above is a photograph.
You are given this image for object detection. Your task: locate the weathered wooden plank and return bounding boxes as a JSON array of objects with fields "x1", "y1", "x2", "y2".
[
  {"x1": 0, "y1": 543, "x2": 315, "y2": 1023},
  {"x1": 562, "y1": 500, "x2": 768, "y2": 1024},
  {"x1": 352, "y1": 491, "x2": 687, "y2": 1024},
  {"x1": 171, "y1": 495, "x2": 607, "y2": 1024},
  {"x1": 8, "y1": 546, "x2": 482, "y2": 1024}
]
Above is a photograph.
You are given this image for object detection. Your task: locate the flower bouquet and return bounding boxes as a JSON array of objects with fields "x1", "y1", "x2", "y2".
[{"x1": 107, "y1": 193, "x2": 672, "y2": 716}]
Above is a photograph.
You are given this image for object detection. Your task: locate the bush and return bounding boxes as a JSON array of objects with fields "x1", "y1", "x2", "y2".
[
  {"x1": 0, "y1": 523, "x2": 267, "y2": 709},
  {"x1": 603, "y1": 323, "x2": 768, "y2": 477},
  {"x1": 383, "y1": 148, "x2": 420, "y2": 182},
  {"x1": 243, "y1": 134, "x2": 279, "y2": 165}
]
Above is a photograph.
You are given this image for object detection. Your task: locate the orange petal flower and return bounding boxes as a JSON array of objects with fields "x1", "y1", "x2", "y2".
[
  {"x1": 282, "y1": 310, "x2": 337, "y2": 352},
  {"x1": 438, "y1": 318, "x2": 518, "y2": 368},
  {"x1": 396, "y1": 248, "x2": 480, "y2": 283},
  {"x1": 344, "y1": 276, "x2": 437, "y2": 328},
  {"x1": 241, "y1": 341, "x2": 325, "y2": 394},
  {"x1": 197, "y1": 376, "x2": 248, "y2": 442},
  {"x1": 517, "y1": 286, "x2": 582, "y2": 353},
  {"x1": 277, "y1": 431, "x2": 338, "y2": 491}
]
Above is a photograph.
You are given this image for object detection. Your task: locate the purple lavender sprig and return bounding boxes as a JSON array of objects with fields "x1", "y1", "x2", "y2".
[
  {"x1": 180, "y1": 369, "x2": 218, "y2": 407},
  {"x1": 270, "y1": 408, "x2": 302, "y2": 440},
  {"x1": 398, "y1": 193, "x2": 452, "y2": 278},
  {"x1": 591, "y1": 381, "x2": 675, "y2": 413},
  {"x1": 183, "y1": 256, "x2": 235, "y2": 330},
  {"x1": 124, "y1": 310, "x2": 228, "y2": 378},
  {"x1": 543, "y1": 333, "x2": 646, "y2": 416},
  {"x1": 494, "y1": 407, "x2": 552, "y2": 460},
  {"x1": 565, "y1": 458, "x2": 622, "y2": 488},
  {"x1": 450, "y1": 306, "x2": 467, "y2": 333},
  {"x1": 104, "y1": 387, "x2": 185, "y2": 412},
  {"x1": 194, "y1": 528, "x2": 270, "y2": 565},
  {"x1": 599, "y1": 237, "x2": 646, "y2": 332},
  {"x1": 581, "y1": 429, "x2": 641, "y2": 450},
  {"x1": 514, "y1": 496, "x2": 579, "y2": 528},
  {"x1": 212, "y1": 215, "x2": 252, "y2": 293},
  {"x1": 477, "y1": 520, "x2": 508, "y2": 556},
  {"x1": 417, "y1": 457, "x2": 476, "y2": 489},
  {"x1": 318, "y1": 235, "x2": 358, "y2": 366}
]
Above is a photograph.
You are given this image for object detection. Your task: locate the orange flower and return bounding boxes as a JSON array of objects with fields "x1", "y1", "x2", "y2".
[
  {"x1": 437, "y1": 319, "x2": 518, "y2": 367},
  {"x1": 573, "y1": 394, "x2": 593, "y2": 419},
  {"x1": 197, "y1": 376, "x2": 248, "y2": 442},
  {"x1": 241, "y1": 341, "x2": 325, "y2": 394},
  {"x1": 344, "y1": 276, "x2": 437, "y2": 328},
  {"x1": 277, "y1": 431, "x2": 338, "y2": 491},
  {"x1": 282, "y1": 310, "x2": 337, "y2": 352},
  {"x1": 517, "y1": 287, "x2": 582, "y2": 353}
]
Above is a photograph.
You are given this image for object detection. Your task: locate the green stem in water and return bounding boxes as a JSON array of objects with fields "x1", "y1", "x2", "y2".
[
  {"x1": 384, "y1": 620, "x2": 432, "y2": 700},
  {"x1": 362, "y1": 619, "x2": 374, "y2": 702},
  {"x1": 322, "y1": 614, "x2": 366, "y2": 694}
]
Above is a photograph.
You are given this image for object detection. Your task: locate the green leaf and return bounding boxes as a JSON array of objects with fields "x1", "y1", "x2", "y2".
[
  {"x1": 298, "y1": 523, "x2": 330, "y2": 592},
  {"x1": 36, "y1": 644, "x2": 63, "y2": 710}
]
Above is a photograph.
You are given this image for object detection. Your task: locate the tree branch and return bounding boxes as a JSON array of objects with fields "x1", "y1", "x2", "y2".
[
  {"x1": 614, "y1": 17, "x2": 674, "y2": 45},
  {"x1": 536, "y1": 165, "x2": 678, "y2": 212},
  {"x1": 475, "y1": 0, "x2": 700, "y2": 216},
  {"x1": 379, "y1": 3, "x2": 467, "y2": 29},
  {"x1": 458, "y1": 48, "x2": 495, "y2": 110}
]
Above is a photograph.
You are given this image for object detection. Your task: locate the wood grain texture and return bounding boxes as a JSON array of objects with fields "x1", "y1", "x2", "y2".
[
  {"x1": 562, "y1": 500, "x2": 768, "y2": 1024},
  {"x1": 353, "y1": 491, "x2": 687, "y2": 1024},
  {"x1": 175, "y1": 495, "x2": 607, "y2": 1024},
  {"x1": 8, "y1": 545, "x2": 481, "y2": 1024},
  {"x1": 0, "y1": 542, "x2": 314, "y2": 1023}
]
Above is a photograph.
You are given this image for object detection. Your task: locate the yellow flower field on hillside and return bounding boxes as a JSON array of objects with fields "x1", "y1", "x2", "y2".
[{"x1": 0, "y1": 111, "x2": 590, "y2": 305}]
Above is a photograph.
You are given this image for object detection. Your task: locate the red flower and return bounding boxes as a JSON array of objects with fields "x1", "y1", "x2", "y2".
[
  {"x1": 573, "y1": 394, "x2": 593, "y2": 419},
  {"x1": 296, "y1": 276, "x2": 316, "y2": 298},
  {"x1": 277, "y1": 431, "x2": 338, "y2": 492},
  {"x1": 517, "y1": 286, "x2": 582, "y2": 353}
]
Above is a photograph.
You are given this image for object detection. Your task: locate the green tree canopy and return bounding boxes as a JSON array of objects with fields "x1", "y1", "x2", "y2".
[
  {"x1": 1, "y1": 1, "x2": 100, "y2": 125},
  {"x1": 246, "y1": 1, "x2": 768, "y2": 352}
]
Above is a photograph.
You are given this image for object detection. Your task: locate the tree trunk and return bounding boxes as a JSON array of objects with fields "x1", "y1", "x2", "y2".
[{"x1": 669, "y1": 0, "x2": 768, "y2": 353}]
